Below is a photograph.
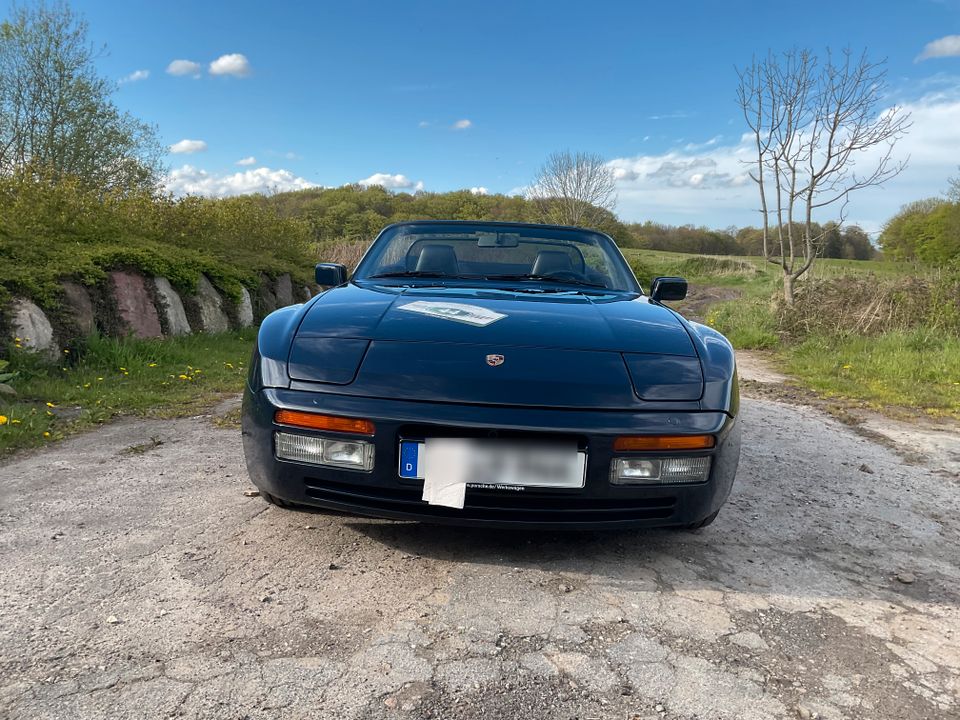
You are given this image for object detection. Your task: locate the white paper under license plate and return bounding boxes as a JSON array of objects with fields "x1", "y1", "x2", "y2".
[{"x1": 399, "y1": 439, "x2": 586, "y2": 489}]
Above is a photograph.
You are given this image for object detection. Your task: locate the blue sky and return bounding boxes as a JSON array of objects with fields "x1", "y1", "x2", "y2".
[{"x1": 56, "y1": 0, "x2": 960, "y2": 231}]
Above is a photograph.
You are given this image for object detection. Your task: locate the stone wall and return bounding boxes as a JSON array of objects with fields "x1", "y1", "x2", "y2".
[{"x1": 4, "y1": 272, "x2": 314, "y2": 356}]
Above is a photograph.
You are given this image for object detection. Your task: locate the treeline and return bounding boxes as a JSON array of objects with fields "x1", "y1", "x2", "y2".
[
  {"x1": 879, "y1": 198, "x2": 960, "y2": 264},
  {"x1": 265, "y1": 185, "x2": 877, "y2": 260},
  {"x1": 265, "y1": 185, "x2": 552, "y2": 242}
]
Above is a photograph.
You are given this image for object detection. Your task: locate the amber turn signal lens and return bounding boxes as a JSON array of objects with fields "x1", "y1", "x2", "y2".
[
  {"x1": 274, "y1": 410, "x2": 375, "y2": 435},
  {"x1": 613, "y1": 435, "x2": 715, "y2": 451}
]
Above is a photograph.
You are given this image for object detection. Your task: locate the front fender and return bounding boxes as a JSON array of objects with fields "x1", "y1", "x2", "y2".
[
  {"x1": 248, "y1": 298, "x2": 318, "y2": 389},
  {"x1": 677, "y1": 317, "x2": 739, "y2": 416}
]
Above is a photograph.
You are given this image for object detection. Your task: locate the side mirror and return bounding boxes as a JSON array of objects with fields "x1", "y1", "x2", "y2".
[
  {"x1": 315, "y1": 263, "x2": 348, "y2": 286},
  {"x1": 650, "y1": 276, "x2": 687, "y2": 302}
]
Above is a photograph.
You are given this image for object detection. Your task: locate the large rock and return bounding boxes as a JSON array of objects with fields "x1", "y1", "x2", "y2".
[
  {"x1": 237, "y1": 288, "x2": 254, "y2": 328},
  {"x1": 195, "y1": 275, "x2": 230, "y2": 333},
  {"x1": 110, "y1": 270, "x2": 162, "y2": 339},
  {"x1": 153, "y1": 277, "x2": 191, "y2": 336},
  {"x1": 255, "y1": 278, "x2": 278, "y2": 321},
  {"x1": 275, "y1": 274, "x2": 294, "y2": 307},
  {"x1": 11, "y1": 299, "x2": 58, "y2": 357},
  {"x1": 60, "y1": 281, "x2": 95, "y2": 336}
]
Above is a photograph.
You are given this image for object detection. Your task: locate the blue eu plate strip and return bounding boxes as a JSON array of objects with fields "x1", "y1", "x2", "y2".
[{"x1": 399, "y1": 441, "x2": 421, "y2": 479}]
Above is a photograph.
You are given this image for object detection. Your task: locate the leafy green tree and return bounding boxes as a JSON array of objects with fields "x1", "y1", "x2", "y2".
[{"x1": 0, "y1": 2, "x2": 163, "y2": 192}]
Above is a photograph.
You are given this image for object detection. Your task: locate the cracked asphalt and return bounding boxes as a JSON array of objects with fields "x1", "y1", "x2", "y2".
[{"x1": 1, "y1": 393, "x2": 958, "y2": 719}]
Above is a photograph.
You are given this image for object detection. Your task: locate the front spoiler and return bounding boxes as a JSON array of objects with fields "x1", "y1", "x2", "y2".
[{"x1": 242, "y1": 387, "x2": 741, "y2": 530}]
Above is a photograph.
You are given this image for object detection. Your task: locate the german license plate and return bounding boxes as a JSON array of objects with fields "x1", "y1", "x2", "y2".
[{"x1": 399, "y1": 439, "x2": 586, "y2": 489}]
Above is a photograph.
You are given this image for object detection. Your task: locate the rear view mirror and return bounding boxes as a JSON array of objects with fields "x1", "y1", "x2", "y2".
[
  {"x1": 477, "y1": 232, "x2": 520, "y2": 248},
  {"x1": 315, "y1": 263, "x2": 348, "y2": 286},
  {"x1": 650, "y1": 276, "x2": 687, "y2": 302}
]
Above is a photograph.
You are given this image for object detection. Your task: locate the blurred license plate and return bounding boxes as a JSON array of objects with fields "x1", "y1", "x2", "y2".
[{"x1": 399, "y1": 439, "x2": 585, "y2": 488}]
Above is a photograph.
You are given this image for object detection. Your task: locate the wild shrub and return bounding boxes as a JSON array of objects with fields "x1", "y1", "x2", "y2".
[
  {"x1": 778, "y1": 272, "x2": 960, "y2": 338},
  {"x1": 0, "y1": 175, "x2": 315, "y2": 309}
]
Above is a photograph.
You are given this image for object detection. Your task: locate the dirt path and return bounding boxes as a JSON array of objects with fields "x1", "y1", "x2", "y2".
[{"x1": 1, "y1": 393, "x2": 958, "y2": 719}]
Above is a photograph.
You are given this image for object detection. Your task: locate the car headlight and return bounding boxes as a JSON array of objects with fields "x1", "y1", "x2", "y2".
[
  {"x1": 610, "y1": 456, "x2": 710, "y2": 485},
  {"x1": 275, "y1": 431, "x2": 375, "y2": 471}
]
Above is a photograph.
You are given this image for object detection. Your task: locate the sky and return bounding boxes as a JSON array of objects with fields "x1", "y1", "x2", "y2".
[{"x1": 51, "y1": 0, "x2": 960, "y2": 233}]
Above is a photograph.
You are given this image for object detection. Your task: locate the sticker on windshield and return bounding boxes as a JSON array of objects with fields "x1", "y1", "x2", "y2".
[{"x1": 398, "y1": 301, "x2": 506, "y2": 327}]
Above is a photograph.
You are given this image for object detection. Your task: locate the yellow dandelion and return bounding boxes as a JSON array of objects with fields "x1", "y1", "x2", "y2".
[
  {"x1": 119, "y1": 367, "x2": 127, "y2": 372},
  {"x1": 225, "y1": 362, "x2": 234, "y2": 369},
  {"x1": 83, "y1": 383, "x2": 91, "y2": 389},
  {"x1": 14, "y1": 343, "x2": 22, "y2": 349},
  {"x1": 178, "y1": 374, "x2": 189, "y2": 380},
  {"x1": 148, "y1": 362, "x2": 157, "y2": 367},
  {"x1": 0, "y1": 415, "x2": 8, "y2": 426},
  {"x1": 841, "y1": 364, "x2": 852, "y2": 370},
  {"x1": 14, "y1": 337, "x2": 21, "y2": 342},
  {"x1": 63, "y1": 349, "x2": 70, "y2": 354},
  {"x1": 97, "y1": 377, "x2": 103, "y2": 381},
  {"x1": 43, "y1": 431, "x2": 50, "y2": 438},
  {"x1": 12, "y1": 419, "x2": 21, "y2": 425},
  {"x1": 46, "y1": 402, "x2": 56, "y2": 408}
]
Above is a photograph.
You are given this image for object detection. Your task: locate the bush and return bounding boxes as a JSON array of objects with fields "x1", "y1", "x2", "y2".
[
  {"x1": 778, "y1": 273, "x2": 960, "y2": 338},
  {"x1": 0, "y1": 174, "x2": 316, "y2": 310}
]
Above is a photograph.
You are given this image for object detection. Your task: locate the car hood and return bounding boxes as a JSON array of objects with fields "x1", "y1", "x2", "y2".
[
  {"x1": 284, "y1": 283, "x2": 703, "y2": 409},
  {"x1": 294, "y1": 282, "x2": 696, "y2": 355}
]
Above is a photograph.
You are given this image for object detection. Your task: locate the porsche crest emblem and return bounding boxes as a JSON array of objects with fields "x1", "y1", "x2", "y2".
[{"x1": 486, "y1": 354, "x2": 505, "y2": 367}]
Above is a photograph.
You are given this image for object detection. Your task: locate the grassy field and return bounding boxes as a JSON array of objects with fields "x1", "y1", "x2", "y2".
[
  {"x1": 623, "y1": 248, "x2": 960, "y2": 420},
  {"x1": 0, "y1": 330, "x2": 255, "y2": 456}
]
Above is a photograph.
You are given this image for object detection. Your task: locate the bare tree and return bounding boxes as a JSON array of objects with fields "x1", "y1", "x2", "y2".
[
  {"x1": 0, "y1": 2, "x2": 163, "y2": 192},
  {"x1": 528, "y1": 150, "x2": 617, "y2": 227},
  {"x1": 737, "y1": 48, "x2": 911, "y2": 304}
]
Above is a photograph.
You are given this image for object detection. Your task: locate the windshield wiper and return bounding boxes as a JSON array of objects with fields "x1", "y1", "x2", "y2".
[
  {"x1": 483, "y1": 273, "x2": 607, "y2": 289},
  {"x1": 369, "y1": 271, "x2": 449, "y2": 279}
]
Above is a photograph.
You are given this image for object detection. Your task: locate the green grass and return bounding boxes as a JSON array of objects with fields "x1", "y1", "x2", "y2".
[
  {"x1": 0, "y1": 330, "x2": 256, "y2": 456},
  {"x1": 783, "y1": 331, "x2": 960, "y2": 418}
]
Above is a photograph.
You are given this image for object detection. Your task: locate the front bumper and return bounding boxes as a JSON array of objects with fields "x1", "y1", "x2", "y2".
[{"x1": 241, "y1": 387, "x2": 741, "y2": 530}]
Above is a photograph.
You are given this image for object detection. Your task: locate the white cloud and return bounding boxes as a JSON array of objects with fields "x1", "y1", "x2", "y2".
[
  {"x1": 917, "y1": 35, "x2": 960, "y2": 61},
  {"x1": 209, "y1": 53, "x2": 251, "y2": 77},
  {"x1": 167, "y1": 59, "x2": 201, "y2": 78},
  {"x1": 469, "y1": 187, "x2": 489, "y2": 195},
  {"x1": 357, "y1": 172, "x2": 424, "y2": 192},
  {"x1": 236, "y1": 156, "x2": 257, "y2": 166},
  {"x1": 607, "y1": 89, "x2": 960, "y2": 233},
  {"x1": 118, "y1": 69, "x2": 149, "y2": 85},
  {"x1": 165, "y1": 165, "x2": 315, "y2": 197},
  {"x1": 418, "y1": 120, "x2": 431, "y2": 128},
  {"x1": 169, "y1": 139, "x2": 208, "y2": 154},
  {"x1": 648, "y1": 111, "x2": 692, "y2": 120},
  {"x1": 452, "y1": 119, "x2": 472, "y2": 130}
]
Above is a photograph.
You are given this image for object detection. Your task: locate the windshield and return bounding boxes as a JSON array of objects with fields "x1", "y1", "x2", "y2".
[{"x1": 354, "y1": 223, "x2": 640, "y2": 293}]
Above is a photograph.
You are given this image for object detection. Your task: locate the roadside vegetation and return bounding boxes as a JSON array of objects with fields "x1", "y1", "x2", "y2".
[{"x1": 0, "y1": 330, "x2": 255, "y2": 456}]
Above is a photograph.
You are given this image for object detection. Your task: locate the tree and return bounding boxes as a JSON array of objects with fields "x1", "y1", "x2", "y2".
[
  {"x1": 737, "y1": 48, "x2": 910, "y2": 303},
  {"x1": 947, "y1": 166, "x2": 960, "y2": 202},
  {"x1": 0, "y1": 2, "x2": 163, "y2": 192},
  {"x1": 528, "y1": 151, "x2": 617, "y2": 228}
]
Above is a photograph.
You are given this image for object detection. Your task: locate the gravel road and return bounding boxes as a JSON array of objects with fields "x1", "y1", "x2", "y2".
[{"x1": 1, "y1": 392, "x2": 958, "y2": 719}]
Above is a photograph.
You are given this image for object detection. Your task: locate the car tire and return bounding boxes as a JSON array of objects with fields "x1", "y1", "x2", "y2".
[
  {"x1": 685, "y1": 509, "x2": 720, "y2": 530},
  {"x1": 261, "y1": 491, "x2": 302, "y2": 510}
]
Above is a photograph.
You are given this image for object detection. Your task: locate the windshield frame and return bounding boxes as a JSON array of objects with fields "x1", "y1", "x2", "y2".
[{"x1": 352, "y1": 221, "x2": 643, "y2": 294}]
